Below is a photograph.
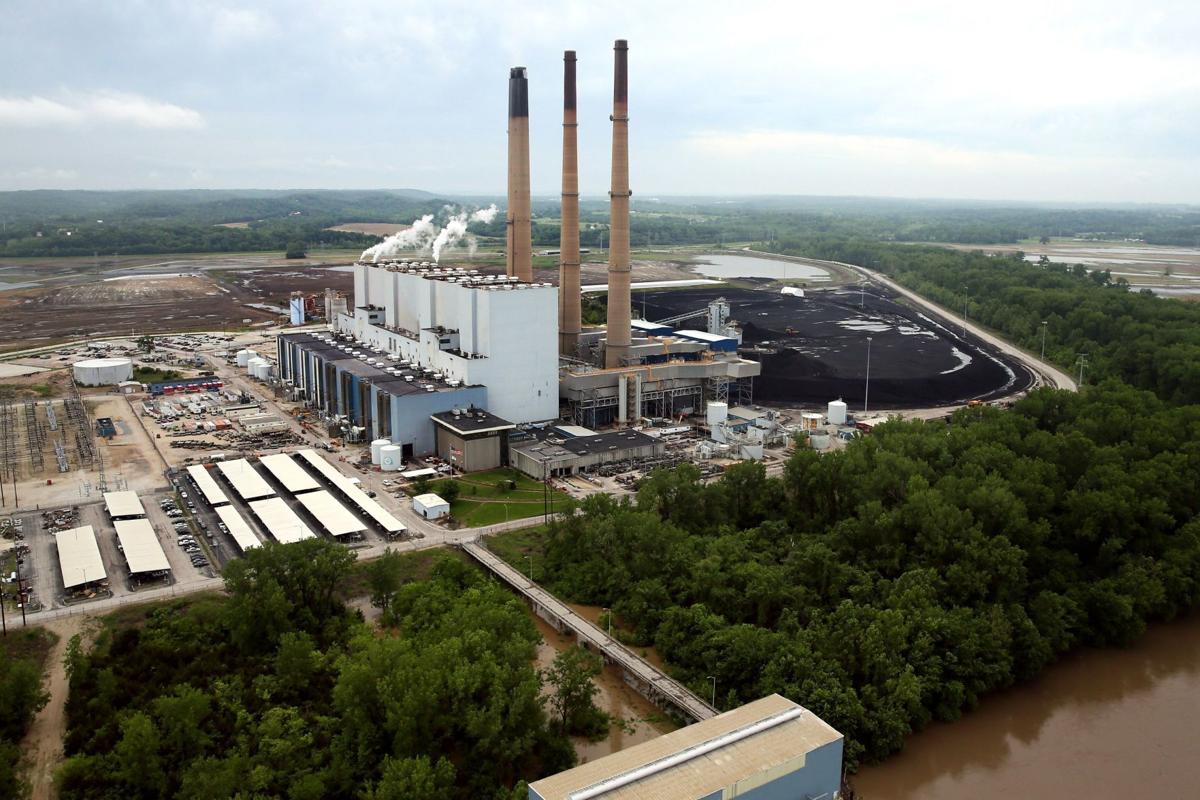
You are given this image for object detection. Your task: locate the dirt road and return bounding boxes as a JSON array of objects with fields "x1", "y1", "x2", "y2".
[{"x1": 22, "y1": 615, "x2": 89, "y2": 800}]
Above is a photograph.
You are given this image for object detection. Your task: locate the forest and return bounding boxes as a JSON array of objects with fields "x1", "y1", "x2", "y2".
[
  {"x1": 769, "y1": 238, "x2": 1200, "y2": 405},
  {"x1": 56, "y1": 542, "x2": 584, "y2": 800},
  {"x1": 529, "y1": 381, "x2": 1200, "y2": 768},
  {"x1": 0, "y1": 629, "x2": 52, "y2": 800},
  {"x1": 3, "y1": 189, "x2": 1197, "y2": 257}
]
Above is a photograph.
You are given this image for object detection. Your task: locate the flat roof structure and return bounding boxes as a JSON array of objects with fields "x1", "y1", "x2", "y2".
[
  {"x1": 528, "y1": 694, "x2": 842, "y2": 800},
  {"x1": 113, "y1": 519, "x2": 170, "y2": 574},
  {"x1": 216, "y1": 458, "x2": 276, "y2": 501},
  {"x1": 295, "y1": 490, "x2": 367, "y2": 537},
  {"x1": 214, "y1": 504, "x2": 261, "y2": 552},
  {"x1": 186, "y1": 464, "x2": 230, "y2": 506},
  {"x1": 55, "y1": 526, "x2": 107, "y2": 588},
  {"x1": 293, "y1": 450, "x2": 406, "y2": 535},
  {"x1": 248, "y1": 497, "x2": 316, "y2": 544},
  {"x1": 258, "y1": 453, "x2": 321, "y2": 494},
  {"x1": 430, "y1": 408, "x2": 515, "y2": 436},
  {"x1": 400, "y1": 467, "x2": 438, "y2": 480},
  {"x1": 103, "y1": 490, "x2": 145, "y2": 518}
]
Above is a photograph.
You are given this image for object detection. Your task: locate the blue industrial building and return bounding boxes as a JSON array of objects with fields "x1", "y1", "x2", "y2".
[{"x1": 528, "y1": 694, "x2": 843, "y2": 800}]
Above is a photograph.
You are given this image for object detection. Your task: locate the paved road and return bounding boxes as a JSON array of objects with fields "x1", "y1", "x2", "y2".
[
  {"x1": 745, "y1": 248, "x2": 1078, "y2": 393},
  {"x1": 462, "y1": 540, "x2": 717, "y2": 723}
]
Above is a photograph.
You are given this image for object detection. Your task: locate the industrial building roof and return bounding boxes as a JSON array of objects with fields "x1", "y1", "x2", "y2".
[
  {"x1": 295, "y1": 490, "x2": 367, "y2": 537},
  {"x1": 186, "y1": 464, "x2": 230, "y2": 506},
  {"x1": 413, "y1": 493, "x2": 449, "y2": 508},
  {"x1": 258, "y1": 453, "x2": 321, "y2": 494},
  {"x1": 511, "y1": 429, "x2": 662, "y2": 465},
  {"x1": 216, "y1": 458, "x2": 276, "y2": 501},
  {"x1": 103, "y1": 490, "x2": 145, "y2": 518},
  {"x1": 430, "y1": 408, "x2": 515, "y2": 435},
  {"x1": 528, "y1": 694, "x2": 841, "y2": 800},
  {"x1": 281, "y1": 333, "x2": 476, "y2": 398},
  {"x1": 552, "y1": 425, "x2": 598, "y2": 438},
  {"x1": 214, "y1": 504, "x2": 261, "y2": 552},
  {"x1": 727, "y1": 405, "x2": 768, "y2": 421},
  {"x1": 247, "y1": 497, "x2": 316, "y2": 544},
  {"x1": 55, "y1": 526, "x2": 107, "y2": 588},
  {"x1": 293, "y1": 450, "x2": 406, "y2": 534},
  {"x1": 114, "y1": 519, "x2": 170, "y2": 574}
]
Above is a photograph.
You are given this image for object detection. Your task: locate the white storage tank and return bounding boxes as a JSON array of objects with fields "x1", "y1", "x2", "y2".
[
  {"x1": 246, "y1": 356, "x2": 266, "y2": 376},
  {"x1": 827, "y1": 399, "x2": 848, "y2": 426},
  {"x1": 73, "y1": 357, "x2": 133, "y2": 386},
  {"x1": 254, "y1": 362, "x2": 272, "y2": 381},
  {"x1": 706, "y1": 401, "x2": 728, "y2": 428},
  {"x1": 235, "y1": 349, "x2": 252, "y2": 367},
  {"x1": 380, "y1": 444, "x2": 403, "y2": 471},
  {"x1": 369, "y1": 438, "x2": 389, "y2": 465}
]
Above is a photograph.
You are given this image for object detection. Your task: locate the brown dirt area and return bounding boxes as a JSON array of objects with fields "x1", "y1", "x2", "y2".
[
  {"x1": 0, "y1": 275, "x2": 277, "y2": 352},
  {"x1": 326, "y1": 222, "x2": 407, "y2": 236},
  {"x1": 22, "y1": 615, "x2": 92, "y2": 800},
  {"x1": 0, "y1": 369, "x2": 72, "y2": 400}
]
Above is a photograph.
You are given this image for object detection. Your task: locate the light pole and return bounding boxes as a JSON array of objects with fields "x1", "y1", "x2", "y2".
[
  {"x1": 1040, "y1": 320, "x2": 1048, "y2": 360},
  {"x1": 1077, "y1": 353, "x2": 1089, "y2": 386},
  {"x1": 526, "y1": 555, "x2": 534, "y2": 582},
  {"x1": 864, "y1": 336, "x2": 873, "y2": 414},
  {"x1": 603, "y1": 607, "x2": 613, "y2": 639},
  {"x1": 707, "y1": 675, "x2": 716, "y2": 708}
]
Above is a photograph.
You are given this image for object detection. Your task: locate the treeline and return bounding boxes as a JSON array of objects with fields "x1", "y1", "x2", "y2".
[
  {"x1": 536, "y1": 382, "x2": 1200, "y2": 767},
  {"x1": 770, "y1": 238, "x2": 1200, "y2": 405},
  {"x1": 0, "y1": 630, "x2": 52, "y2": 799},
  {"x1": 58, "y1": 542, "x2": 573, "y2": 800}
]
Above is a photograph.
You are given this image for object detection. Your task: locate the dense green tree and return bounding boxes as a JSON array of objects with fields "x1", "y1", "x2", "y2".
[{"x1": 542, "y1": 645, "x2": 605, "y2": 736}]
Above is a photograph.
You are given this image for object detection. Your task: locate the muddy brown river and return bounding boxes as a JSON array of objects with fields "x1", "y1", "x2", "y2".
[{"x1": 853, "y1": 613, "x2": 1200, "y2": 798}]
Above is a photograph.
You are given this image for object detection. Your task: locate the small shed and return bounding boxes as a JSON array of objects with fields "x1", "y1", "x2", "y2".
[{"x1": 412, "y1": 493, "x2": 450, "y2": 520}]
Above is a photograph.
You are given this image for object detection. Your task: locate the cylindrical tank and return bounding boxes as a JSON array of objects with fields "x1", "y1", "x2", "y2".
[
  {"x1": 801, "y1": 412, "x2": 824, "y2": 432},
  {"x1": 827, "y1": 399, "x2": 848, "y2": 426},
  {"x1": 247, "y1": 356, "x2": 266, "y2": 376},
  {"x1": 369, "y1": 438, "x2": 389, "y2": 465},
  {"x1": 72, "y1": 357, "x2": 133, "y2": 386},
  {"x1": 379, "y1": 444, "x2": 403, "y2": 471},
  {"x1": 254, "y1": 362, "x2": 272, "y2": 381},
  {"x1": 810, "y1": 434, "x2": 831, "y2": 451},
  {"x1": 706, "y1": 401, "x2": 728, "y2": 428},
  {"x1": 235, "y1": 349, "x2": 252, "y2": 367}
]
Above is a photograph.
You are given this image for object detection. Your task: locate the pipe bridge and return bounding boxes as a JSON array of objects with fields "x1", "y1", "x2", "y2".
[{"x1": 461, "y1": 539, "x2": 717, "y2": 723}]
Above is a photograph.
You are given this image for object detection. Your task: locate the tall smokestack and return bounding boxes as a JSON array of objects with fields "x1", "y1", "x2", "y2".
[
  {"x1": 604, "y1": 40, "x2": 632, "y2": 369},
  {"x1": 506, "y1": 66, "x2": 532, "y2": 282},
  {"x1": 559, "y1": 51, "x2": 581, "y2": 356}
]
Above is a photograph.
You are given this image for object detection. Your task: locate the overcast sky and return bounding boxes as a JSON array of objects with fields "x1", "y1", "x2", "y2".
[{"x1": 2, "y1": 0, "x2": 1198, "y2": 203}]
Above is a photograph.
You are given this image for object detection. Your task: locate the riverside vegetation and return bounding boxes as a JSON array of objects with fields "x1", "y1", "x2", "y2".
[
  {"x1": 526, "y1": 381, "x2": 1200, "y2": 769},
  {"x1": 56, "y1": 543, "x2": 610, "y2": 800}
]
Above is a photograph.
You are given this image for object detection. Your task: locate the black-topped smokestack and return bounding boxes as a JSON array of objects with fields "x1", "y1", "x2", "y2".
[
  {"x1": 559, "y1": 51, "x2": 581, "y2": 355},
  {"x1": 506, "y1": 66, "x2": 532, "y2": 281}
]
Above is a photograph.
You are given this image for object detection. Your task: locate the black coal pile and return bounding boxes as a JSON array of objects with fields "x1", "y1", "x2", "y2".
[{"x1": 639, "y1": 285, "x2": 1034, "y2": 409}]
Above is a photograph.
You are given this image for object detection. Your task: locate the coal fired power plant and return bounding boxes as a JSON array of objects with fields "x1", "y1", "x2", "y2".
[{"x1": 277, "y1": 38, "x2": 760, "y2": 455}]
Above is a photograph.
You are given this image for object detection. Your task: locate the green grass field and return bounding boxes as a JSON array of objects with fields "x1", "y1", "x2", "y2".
[{"x1": 442, "y1": 468, "x2": 571, "y2": 527}]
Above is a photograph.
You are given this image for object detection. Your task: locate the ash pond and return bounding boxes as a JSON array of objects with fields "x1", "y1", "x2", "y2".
[
  {"x1": 853, "y1": 614, "x2": 1200, "y2": 799},
  {"x1": 692, "y1": 253, "x2": 831, "y2": 282}
]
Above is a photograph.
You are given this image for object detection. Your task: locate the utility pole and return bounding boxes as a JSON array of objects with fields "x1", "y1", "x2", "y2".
[
  {"x1": 1077, "y1": 353, "x2": 1089, "y2": 386},
  {"x1": 864, "y1": 337, "x2": 873, "y2": 413},
  {"x1": 526, "y1": 554, "x2": 534, "y2": 582},
  {"x1": 1040, "y1": 320, "x2": 1048, "y2": 360},
  {"x1": 707, "y1": 675, "x2": 717, "y2": 708}
]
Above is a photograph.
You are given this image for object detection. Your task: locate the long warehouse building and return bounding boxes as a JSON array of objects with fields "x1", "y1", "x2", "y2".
[
  {"x1": 293, "y1": 449, "x2": 406, "y2": 537},
  {"x1": 56, "y1": 526, "x2": 107, "y2": 589}
]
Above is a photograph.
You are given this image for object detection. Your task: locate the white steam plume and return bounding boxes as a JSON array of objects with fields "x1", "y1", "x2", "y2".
[{"x1": 359, "y1": 204, "x2": 500, "y2": 263}]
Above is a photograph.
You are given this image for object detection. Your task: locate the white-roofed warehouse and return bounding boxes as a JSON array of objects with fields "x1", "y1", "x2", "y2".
[
  {"x1": 259, "y1": 453, "x2": 320, "y2": 494},
  {"x1": 186, "y1": 464, "x2": 229, "y2": 506},
  {"x1": 103, "y1": 490, "x2": 145, "y2": 519},
  {"x1": 214, "y1": 505, "x2": 261, "y2": 553},
  {"x1": 216, "y1": 458, "x2": 275, "y2": 501},
  {"x1": 114, "y1": 519, "x2": 171, "y2": 576},
  {"x1": 248, "y1": 497, "x2": 316, "y2": 544},
  {"x1": 55, "y1": 526, "x2": 107, "y2": 589},
  {"x1": 295, "y1": 490, "x2": 367, "y2": 538}
]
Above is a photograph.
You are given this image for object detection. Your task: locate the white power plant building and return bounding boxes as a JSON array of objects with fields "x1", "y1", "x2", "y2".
[{"x1": 277, "y1": 260, "x2": 557, "y2": 457}]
